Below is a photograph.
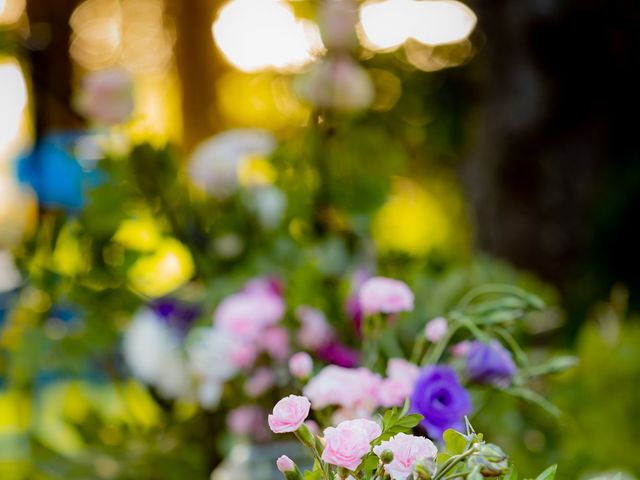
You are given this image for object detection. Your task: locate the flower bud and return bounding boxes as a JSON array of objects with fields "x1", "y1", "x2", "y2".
[
  {"x1": 379, "y1": 449, "x2": 394, "y2": 464},
  {"x1": 414, "y1": 458, "x2": 436, "y2": 479},
  {"x1": 296, "y1": 422, "x2": 316, "y2": 448},
  {"x1": 276, "y1": 455, "x2": 295, "y2": 473},
  {"x1": 468, "y1": 443, "x2": 509, "y2": 476},
  {"x1": 289, "y1": 351, "x2": 313, "y2": 379},
  {"x1": 424, "y1": 317, "x2": 448, "y2": 342}
]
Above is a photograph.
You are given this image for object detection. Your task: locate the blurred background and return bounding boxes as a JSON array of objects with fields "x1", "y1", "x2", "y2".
[{"x1": 1, "y1": 0, "x2": 639, "y2": 478}]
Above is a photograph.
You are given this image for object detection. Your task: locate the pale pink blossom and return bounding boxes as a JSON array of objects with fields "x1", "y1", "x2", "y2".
[
  {"x1": 451, "y1": 340, "x2": 472, "y2": 358},
  {"x1": 305, "y1": 419, "x2": 320, "y2": 436},
  {"x1": 321, "y1": 419, "x2": 382, "y2": 470},
  {"x1": 303, "y1": 365, "x2": 382, "y2": 411},
  {"x1": 268, "y1": 395, "x2": 311, "y2": 433},
  {"x1": 245, "y1": 367, "x2": 275, "y2": 397},
  {"x1": 260, "y1": 326, "x2": 290, "y2": 360},
  {"x1": 227, "y1": 405, "x2": 267, "y2": 438},
  {"x1": 276, "y1": 455, "x2": 296, "y2": 473},
  {"x1": 229, "y1": 340, "x2": 258, "y2": 369},
  {"x1": 243, "y1": 276, "x2": 282, "y2": 297},
  {"x1": 387, "y1": 358, "x2": 421, "y2": 384},
  {"x1": 289, "y1": 352, "x2": 313, "y2": 379},
  {"x1": 331, "y1": 407, "x2": 375, "y2": 425},
  {"x1": 424, "y1": 317, "x2": 448, "y2": 343},
  {"x1": 77, "y1": 69, "x2": 134, "y2": 126},
  {"x1": 373, "y1": 433, "x2": 438, "y2": 480},
  {"x1": 378, "y1": 377, "x2": 414, "y2": 408},
  {"x1": 296, "y1": 305, "x2": 334, "y2": 350},
  {"x1": 214, "y1": 292, "x2": 284, "y2": 339},
  {"x1": 359, "y1": 277, "x2": 414, "y2": 315}
]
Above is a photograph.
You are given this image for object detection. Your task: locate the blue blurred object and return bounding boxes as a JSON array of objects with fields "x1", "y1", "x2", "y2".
[{"x1": 16, "y1": 131, "x2": 104, "y2": 211}]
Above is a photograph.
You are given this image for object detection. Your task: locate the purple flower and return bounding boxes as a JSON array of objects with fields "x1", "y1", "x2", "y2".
[
  {"x1": 411, "y1": 366, "x2": 472, "y2": 440},
  {"x1": 465, "y1": 341, "x2": 517, "y2": 387},
  {"x1": 150, "y1": 298, "x2": 200, "y2": 336},
  {"x1": 317, "y1": 340, "x2": 360, "y2": 368}
]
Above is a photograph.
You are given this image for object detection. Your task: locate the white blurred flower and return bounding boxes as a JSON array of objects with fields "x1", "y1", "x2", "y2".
[
  {"x1": 76, "y1": 69, "x2": 134, "y2": 126},
  {"x1": 187, "y1": 327, "x2": 240, "y2": 407},
  {"x1": 122, "y1": 309, "x2": 191, "y2": 399},
  {"x1": 245, "y1": 186, "x2": 287, "y2": 230},
  {"x1": 188, "y1": 129, "x2": 276, "y2": 199},
  {"x1": 296, "y1": 56, "x2": 374, "y2": 112},
  {"x1": 0, "y1": 250, "x2": 21, "y2": 292}
]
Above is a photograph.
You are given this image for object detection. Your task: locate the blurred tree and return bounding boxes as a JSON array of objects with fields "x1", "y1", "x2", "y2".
[
  {"x1": 167, "y1": 0, "x2": 225, "y2": 151},
  {"x1": 464, "y1": 0, "x2": 640, "y2": 330},
  {"x1": 26, "y1": 0, "x2": 85, "y2": 135}
]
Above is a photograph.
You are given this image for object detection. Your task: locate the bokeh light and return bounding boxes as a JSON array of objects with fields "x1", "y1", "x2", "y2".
[
  {"x1": 359, "y1": 0, "x2": 476, "y2": 51},
  {"x1": 212, "y1": 0, "x2": 324, "y2": 73},
  {"x1": 0, "y1": 0, "x2": 25, "y2": 25},
  {"x1": 0, "y1": 59, "x2": 28, "y2": 168}
]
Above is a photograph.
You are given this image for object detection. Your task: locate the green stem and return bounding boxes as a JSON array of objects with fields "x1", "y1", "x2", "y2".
[
  {"x1": 433, "y1": 447, "x2": 476, "y2": 480},
  {"x1": 422, "y1": 322, "x2": 461, "y2": 366},
  {"x1": 456, "y1": 284, "x2": 532, "y2": 311},
  {"x1": 493, "y1": 326, "x2": 529, "y2": 367}
]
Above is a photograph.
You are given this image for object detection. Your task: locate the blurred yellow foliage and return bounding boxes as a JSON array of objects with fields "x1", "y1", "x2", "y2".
[
  {"x1": 127, "y1": 237, "x2": 195, "y2": 297},
  {"x1": 237, "y1": 154, "x2": 277, "y2": 187},
  {"x1": 373, "y1": 177, "x2": 451, "y2": 256},
  {"x1": 114, "y1": 217, "x2": 163, "y2": 252},
  {"x1": 216, "y1": 71, "x2": 308, "y2": 131}
]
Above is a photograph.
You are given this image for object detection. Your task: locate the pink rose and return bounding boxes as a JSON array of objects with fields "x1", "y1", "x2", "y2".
[
  {"x1": 321, "y1": 419, "x2": 382, "y2": 470},
  {"x1": 289, "y1": 352, "x2": 313, "y2": 379},
  {"x1": 373, "y1": 433, "x2": 438, "y2": 480},
  {"x1": 451, "y1": 340, "x2": 472, "y2": 358},
  {"x1": 77, "y1": 69, "x2": 134, "y2": 126},
  {"x1": 303, "y1": 365, "x2": 382, "y2": 410},
  {"x1": 214, "y1": 292, "x2": 284, "y2": 339},
  {"x1": 378, "y1": 377, "x2": 414, "y2": 408},
  {"x1": 424, "y1": 317, "x2": 448, "y2": 343},
  {"x1": 358, "y1": 277, "x2": 414, "y2": 315},
  {"x1": 295, "y1": 305, "x2": 334, "y2": 350},
  {"x1": 268, "y1": 395, "x2": 311, "y2": 433},
  {"x1": 276, "y1": 455, "x2": 296, "y2": 473},
  {"x1": 227, "y1": 405, "x2": 267, "y2": 438},
  {"x1": 387, "y1": 358, "x2": 421, "y2": 384},
  {"x1": 260, "y1": 326, "x2": 290, "y2": 361},
  {"x1": 229, "y1": 340, "x2": 258, "y2": 369},
  {"x1": 245, "y1": 367, "x2": 274, "y2": 398}
]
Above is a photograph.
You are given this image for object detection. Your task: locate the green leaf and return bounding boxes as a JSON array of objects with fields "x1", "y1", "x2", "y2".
[
  {"x1": 505, "y1": 465, "x2": 518, "y2": 480},
  {"x1": 534, "y1": 464, "x2": 557, "y2": 480},
  {"x1": 443, "y1": 429, "x2": 467, "y2": 455}
]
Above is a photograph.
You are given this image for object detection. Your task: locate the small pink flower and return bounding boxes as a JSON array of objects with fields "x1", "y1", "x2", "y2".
[
  {"x1": 268, "y1": 395, "x2": 311, "y2": 433},
  {"x1": 289, "y1": 352, "x2": 313, "y2": 379},
  {"x1": 214, "y1": 292, "x2": 284, "y2": 339},
  {"x1": 387, "y1": 358, "x2": 421, "y2": 384},
  {"x1": 359, "y1": 277, "x2": 414, "y2": 315},
  {"x1": 260, "y1": 326, "x2": 290, "y2": 361},
  {"x1": 303, "y1": 365, "x2": 382, "y2": 410},
  {"x1": 373, "y1": 433, "x2": 438, "y2": 480},
  {"x1": 276, "y1": 455, "x2": 296, "y2": 473},
  {"x1": 305, "y1": 419, "x2": 320, "y2": 436},
  {"x1": 296, "y1": 305, "x2": 334, "y2": 350},
  {"x1": 227, "y1": 405, "x2": 266, "y2": 437},
  {"x1": 77, "y1": 69, "x2": 134, "y2": 126},
  {"x1": 229, "y1": 340, "x2": 258, "y2": 369},
  {"x1": 451, "y1": 341, "x2": 472, "y2": 358},
  {"x1": 424, "y1": 317, "x2": 448, "y2": 343},
  {"x1": 321, "y1": 419, "x2": 382, "y2": 470},
  {"x1": 378, "y1": 377, "x2": 414, "y2": 408},
  {"x1": 245, "y1": 367, "x2": 274, "y2": 398}
]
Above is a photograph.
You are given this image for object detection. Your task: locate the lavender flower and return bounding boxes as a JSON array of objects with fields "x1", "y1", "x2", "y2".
[
  {"x1": 465, "y1": 341, "x2": 517, "y2": 387},
  {"x1": 411, "y1": 366, "x2": 472, "y2": 440}
]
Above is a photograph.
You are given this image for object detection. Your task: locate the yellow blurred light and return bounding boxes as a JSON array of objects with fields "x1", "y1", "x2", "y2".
[
  {"x1": 237, "y1": 154, "x2": 277, "y2": 187},
  {"x1": 411, "y1": 1, "x2": 476, "y2": 46},
  {"x1": 114, "y1": 217, "x2": 162, "y2": 252},
  {"x1": 359, "y1": 0, "x2": 476, "y2": 52},
  {"x1": 0, "y1": 0, "x2": 25, "y2": 25},
  {"x1": 127, "y1": 238, "x2": 195, "y2": 297},
  {"x1": 216, "y1": 71, "x2": 309, "y2": 131},
  {"x1": 373, "y1": 177, "x2": 450, "y2": 256},
  {"x1": 212, "y1": 0, "x2": 323, "y2": 72},
  {"x1": 0, "y1": 59, "x2": 28, "y2": 166},
  {"x1": 0, "y1": 175, "x2": 37, "y2": 249},
  {"x1": 359, "y1": 0, "x2": 414, "y2": 51}
]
